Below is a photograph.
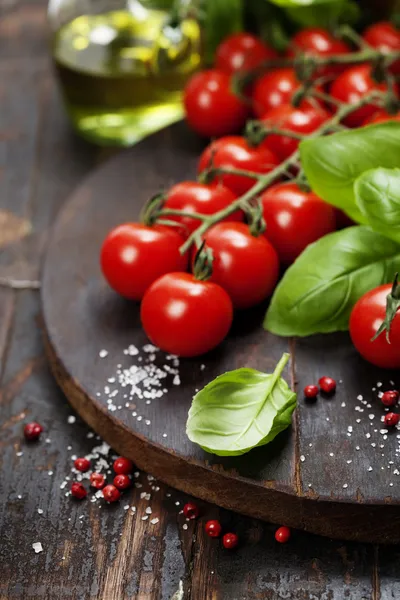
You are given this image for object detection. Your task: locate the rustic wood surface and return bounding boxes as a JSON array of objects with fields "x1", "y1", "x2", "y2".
[
  {"x1": 1, "y1": 1, "x2": 400, "y2": 598},
  {"x1": 42, "y1": 121, "x2": 400, "y2": 544}
]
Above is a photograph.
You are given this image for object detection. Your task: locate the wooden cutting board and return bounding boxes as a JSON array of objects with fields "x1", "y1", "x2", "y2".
[{"x1": 42, "y1": 122, "x2": 400, "y2": 543}]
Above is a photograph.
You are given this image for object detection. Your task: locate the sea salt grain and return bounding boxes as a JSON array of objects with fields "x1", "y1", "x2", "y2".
[
  {"x1": 150, "y1": 518, "x2": 159, "y2": 525},
  {"x1": 99, "y1": 350, "x2": 108, "y2": 358},
  {"x1": 32, "y1": 542, "x2": 43, "y2": 554},
  {"x1": 67, "y1": 416, "x2": 76, "y2": 424}
]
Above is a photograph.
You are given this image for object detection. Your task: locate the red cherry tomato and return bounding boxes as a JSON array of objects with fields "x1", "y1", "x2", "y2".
[
  {"x1": 163, "y1": 181, "x2": 242, "y2": 236},
  {"x1": 286, "y1": 28, "x2": 350, "y2": 78},
  {"x1": 363, "y1": 109, "x2": 400, "y2": 126},
  {"x1": 350, "y1": 284, "x2": 400, "y2": 369},
  {"x1": 100, "y1": 223, "x2": 188, "y2": 301},
  {"x1": 198, "y1": 136, "x2": 279, "y2": 197},
  {"x1": 198, "y1": 222, "x2": 279, "y2": 309},
  {"x1": 252, "y1": 68, "x2": 323, "y2": 118},
  {"x1": 140, "y1": 273, "x2": 233, "y2": 357},
  {"x1": 335, "y1": 208, "x2": 355, "y2": 229},
  {"x1": 183, "y1": 69, "x2": 249, "y2": 138},
  {"x1": 330, "y1": 65, "x2": 396, "y2": 127},
  {"x1": 363, "y1": 21, "x2": 400, "y2": 75},
  {"x1": 260, "y1": 183, "x2": 336, "y2": 264},
  {"x1": 215, "y1": 32, "x2": 277, "y2": 75},
  {"x1": 260, "y1": 104, "x2": 330, "y2": 161}
]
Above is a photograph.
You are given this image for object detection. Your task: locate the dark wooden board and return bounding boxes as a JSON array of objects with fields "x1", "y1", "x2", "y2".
[{"x1": 41, "y1": 121, "x2": 400, "y2": 544}]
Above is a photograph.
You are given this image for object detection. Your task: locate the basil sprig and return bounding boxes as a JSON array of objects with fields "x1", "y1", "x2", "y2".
[{"x1": 186, "y1": 353, "x2": 296, "y2": 456}]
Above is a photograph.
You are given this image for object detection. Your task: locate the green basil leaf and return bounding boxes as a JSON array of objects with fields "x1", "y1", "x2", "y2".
[
  {"x1": 186, "y1": 353, "x2": 296, "y2": 456},
  {"x1": 264, "y1": 226, "x2": 400, "y2": 337},
  {"x1": 300, "y1": 122, "x2": 400, "y2": 223},
  {"x1": 285, "y1": 1, "x2": 359, "y2": 28},
  {"x1": 200, "y1": 0, "x2": 244, "y2": 65},
  {"x1": 355, "y1": 168, "x2": 400, "y2": 244}
]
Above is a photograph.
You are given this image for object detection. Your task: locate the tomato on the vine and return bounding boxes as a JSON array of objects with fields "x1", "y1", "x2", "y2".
[
  {"x1": 330, "y1": 64, "x2": 396, "y2": 127},
  {"x1": 260, "y1": 183, "x2": 336, "y2": 264},
  {"x1": 286, "y1": 28, "x2": 351, "y2": 78},
  {"x1": 260, "y1": 104, "x2": 330, "y2": 161},
  {"x1": 183, "y1": 69, "x2": 249, "y2": 138},
  {"x1": 163, "y1": 181, "x2": 242, "y2": 236},
  {"x1": 198, "y1": 136, "x2": 279, "y2": 197},
  {"x1": 198, "y1": 222, "x2": 280, "y2": 309},
  {"x1": 100, "y1": 223, "x2": 188, "y2": 301},
  {"x1": 363, "y1": 21, "x2": 400, "y2": 75},
  {"x1": 140, "y1": 273, "x2": 233, "y2": 357},
  {"x1": 363, "y1": 109, "x2": 400, "y2": 125},
  {"x1": 215, "y1": 33, "x2": 277, "y2": 75},
  {"x1": 350, "y1": 284, "x2": 400, "y2": 369},
  {"x1": 252, "y1": 68, "x2": 323, "y2": 118}
]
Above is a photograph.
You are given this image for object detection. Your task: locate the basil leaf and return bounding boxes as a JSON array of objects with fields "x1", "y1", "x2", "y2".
[
  {"x1": 285, "y1": 1, "x2": 360, "y2": 28},
  {"x1": 201, "y1": 0, "x2": 244, "y2": 65},
  {"x1": 355, "y1": 168, "x2": 400, "y2": 244},
  {"x1": 300, "y1": 122, "x2": 400, "y2": 223},
  {"x1": 186, "y1": 353, "x2": 296, "y2": 456},
  {"x1": 264, "y1": 226, "x2": 400, "y2": 337}
]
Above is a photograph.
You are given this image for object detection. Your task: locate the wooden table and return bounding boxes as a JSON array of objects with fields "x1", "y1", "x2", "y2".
[{"x1": 1, "y1": 2, "x2": 400, "y2": 598}]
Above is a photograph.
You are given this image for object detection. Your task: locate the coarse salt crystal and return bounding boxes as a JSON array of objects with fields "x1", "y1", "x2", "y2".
[
  {"x1": 67, "y1": 416, "x2": 76, "y2": 424},
  {"x1": 145, "y1": 507, "x2": 152, "y2": 514},
  {"x1": 182, "y1": 524, "x2": 188, "y2": 530},
  {"x1": 300, "y1": 455, "x2": 305, "y2": 462},
  {"x1": 343, "y1": 484, "x2": 348, "y2": 489},
  {"x1": 32, "y1": 542, "x2": 43, "y2": 554},
  {"x1": 99, "y1": 350, "x2": 108, "y2": 358}
]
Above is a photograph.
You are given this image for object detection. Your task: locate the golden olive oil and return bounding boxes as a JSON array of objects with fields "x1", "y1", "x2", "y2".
[{"x1": 52, "y1": 9, "x2": 201, "y2": 145}]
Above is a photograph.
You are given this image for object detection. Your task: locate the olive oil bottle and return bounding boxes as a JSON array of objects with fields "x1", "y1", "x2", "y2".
[{"x1": 50, "y1": 1, "x2": 202, "y2": 146}]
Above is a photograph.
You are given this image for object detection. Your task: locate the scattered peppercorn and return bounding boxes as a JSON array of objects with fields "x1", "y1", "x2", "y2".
[
  {"x1": 381, "y1": 390, "x2": 399, "y2": 407},
  {"x1": 304, "y1": 385, "x2": 319, "y2": 400},
  {"x1": 113, "y1": 457, "x2": 134, "y2": 475},
  {"x1": 71, "y1": 482, "x2": 87, "y2": 500},
  {"x1": 275, "y1": 526, "x2": 291, "y2": 543},
  {"x1": 384, "y1": 412, "x2": 400, "y2": 427},
  {"x1": 103, "y1": 484, "x2": 121, "y2": 502},
  {"x1": 113, "y1": 474, "x2": 131, "y2": 490},
  {"x1": 23, "y1": 422, "x2": 43, "y2": 441},
  {"x1": 318, "y1": 376, "x2": 336, "y2": 395},
  {"x1": 222, "y1": 533, "x2": 239, "y2": 549},
  {"x1": 90, "y1": 472, "x2": 106, "y2": 489},
  {"x1": 183, "y1": 502, "x2": 200, "y2": 520},
  {"x1": 205, "y1": 520, "x2": 222, "y2": 538},
  {"x1": 74, "y1": 457, "x2": 91, "y2": 472}
]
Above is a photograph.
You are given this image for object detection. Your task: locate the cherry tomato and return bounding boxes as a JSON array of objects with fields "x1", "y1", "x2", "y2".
[
  {"x1": 183, "y1": 69, "x2": 249, "y2": 138},
  {"x1": 252, "y1": 68, "x2": 323, "y2": 118},
  {"x1": 350, "y1": 284, "x2": 400, "y2": 369},
  {"x1": 335, "y1": 208, "x2": 355, "y2": 229},
  {"x1": 163, "y1": 181, "x2": 242, "y2": 236},
  {"x1": 140, "y1": 273, "x2": 233, "y2": 357},
  {"x1": 215, "y1": 33, "x2": 277, "y2": 75},
  {"x1": 286, "y1": 28, "x2": 350, "y2": 78},
  {"x1": 363, "y1": 109, "x2": 400, "y2": 126},
  {"x1": 260, "y1": 183, "x2": 336, "y2": 264},
  {"x1": 198, "y1": 222, "x2": 279, "y2": 309},
  {"x1": 100, "y1": 223, "x2": 188, "y2": 301},
  {"x1": 363, "y1": 21, "x2": 400, "y2": 75},
  {"x1": 260, "y1": 104, "x2": 330, "y2": 161},
  {"x1": 198, "y1": 136, "x2": 279, "y2": 197},
  {"x1": 330, "y1": 65, "x2": 396, "y2": 127}
]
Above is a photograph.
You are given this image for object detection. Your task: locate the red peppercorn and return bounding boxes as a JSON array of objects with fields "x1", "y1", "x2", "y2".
[
  {"x1": 113, "y1": 474, "x2": 131, "y2": 490},
  {"x1": 318, "y1": 376, "x2": 336, "y2": 395},
  {"x1": 103, "y1": 484, "x2": 121, "y2": 502},
  {"x1": 384, "y1": 412, "x2": 400, "y2": 427},
  {"x1": 205, "y1": 520, "x2": 222, "y2": 538},
  {"x1": 304, "y1": 385, "x2": 319, "y2": 400},
  {"x1": 90, "y1": 472, "x2": 106, "y2": 489},
  {"x1": 381, "y1": 390, "x2": 399, "y2": 407},
  {"x1": 113, "y1": 457, "x2": 134, "y2": 475},
  {"x1": 71, "y1": 482, "x2": 87, "y2": 500},
  {"x1": 74, "y1": 457, "x2": 91, "y2": 472},
  {"x1": 183, "y1": 502, "x2": 200, "y2": 520},
  {"x1": 222, "y1": 533, "x2": 239, "y2": 549},
  {"x1": 23, "y1": 422, "x2": 43, "y2": 441},
  {"x1": 275, "y1": 526, "x2": 291, "y2": 543}
]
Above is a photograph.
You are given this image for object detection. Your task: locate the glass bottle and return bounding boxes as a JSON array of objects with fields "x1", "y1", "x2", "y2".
[{"x1": 48, "y1": 0, "x2": 202, "y2": 146}]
